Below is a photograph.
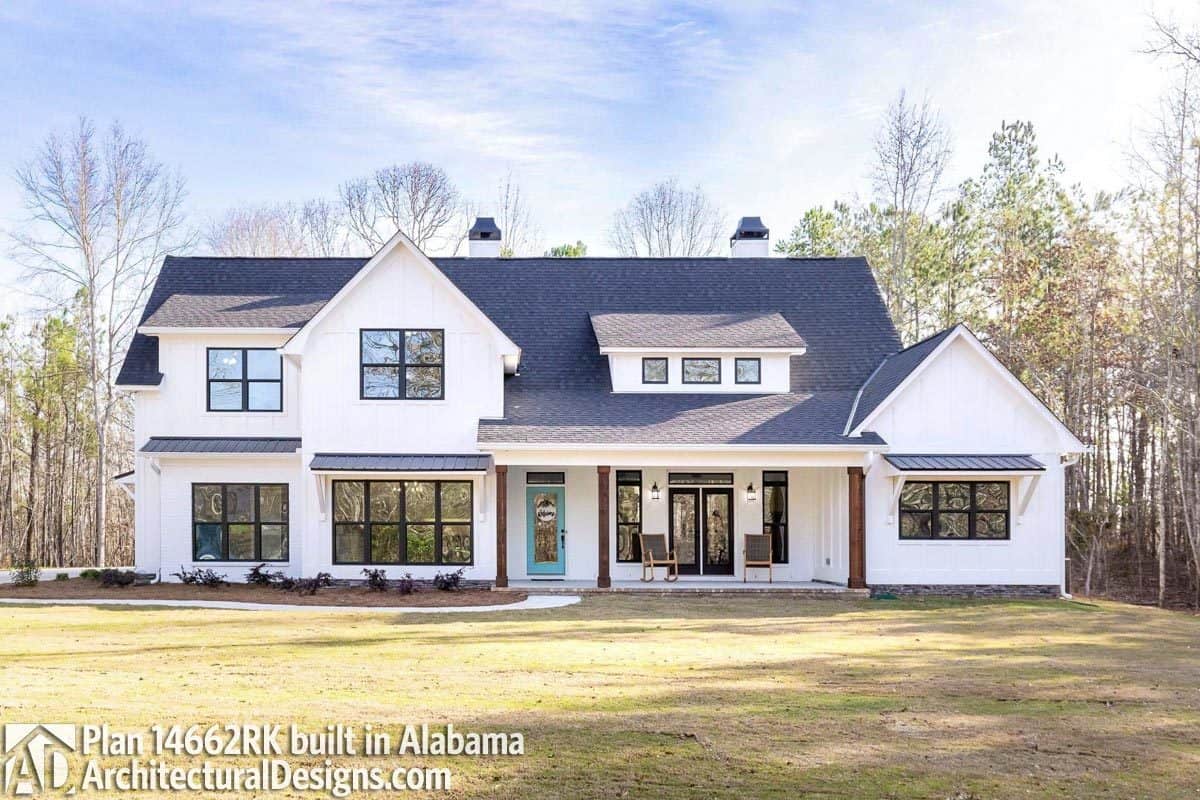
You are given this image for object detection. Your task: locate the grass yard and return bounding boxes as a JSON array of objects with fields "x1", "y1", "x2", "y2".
[{"x1": 2, "y1": 595, "x2": 1198, "y2": 799}]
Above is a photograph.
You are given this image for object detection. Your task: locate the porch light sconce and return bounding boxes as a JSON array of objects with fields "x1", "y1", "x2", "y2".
[
  {"x1": 746, "y1": 482, "x2": 757, "y2": 502},
  {"x1": 650, "y1": 482, "x2": 661, "y2": 501}
]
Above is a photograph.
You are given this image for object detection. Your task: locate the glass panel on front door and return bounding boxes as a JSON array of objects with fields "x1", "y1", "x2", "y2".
[
  {"x1": 704, "y1": 490, "x2": 732, "y2": 573},
  {"x1": 672, "y1": 491, "x2": 697, "y2": 569}
]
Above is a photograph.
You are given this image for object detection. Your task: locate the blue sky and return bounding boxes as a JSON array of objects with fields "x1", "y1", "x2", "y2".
[{"x1": 0, "y1": 0, "x2": 1195, "y2": 307}]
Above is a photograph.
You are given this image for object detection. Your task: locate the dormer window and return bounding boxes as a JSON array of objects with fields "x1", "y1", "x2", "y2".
[
  {"x1": 206, "y1": 348, "x2": 282, "y2": 412},
  {"x1": 682, "y1": 358, "x2": 721, "y2": 384},
  {"x1": 642, "y1": 358, "x2": 668, "y2": 384},
  {"x1": 360, "y1": 329, "x2": 444, "y2": 400},
  {"x1": 735, "y1": 358, "x2": 761, "y2": 385}
]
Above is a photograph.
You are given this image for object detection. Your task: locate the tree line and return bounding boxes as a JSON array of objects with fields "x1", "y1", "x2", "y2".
[{"x1": 2, "y1": 18, "x2": 1200, "y2": 609}]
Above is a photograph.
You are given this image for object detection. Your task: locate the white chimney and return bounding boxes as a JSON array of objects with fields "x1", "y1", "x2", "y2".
[
  {"x1": 730, "y1": 216, "x2": 769, "y2": 257},
  {"x1": 468, "y1": 217, "x2": 502, "y2": 257}
]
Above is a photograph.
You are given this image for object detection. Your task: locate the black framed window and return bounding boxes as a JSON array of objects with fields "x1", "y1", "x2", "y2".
[
  {"x1": 898, "y1": 481, "x2": 1010, "y2": 540},
  {"x1": 192, "y1": 484, "x2": 288, "y2": 561},
  {"x1": 332, "y1": 479, "x2": 473, "y2": 564},
  {"x1": 642, "y1": 358, "x2": 668, "y2": 384},
  {"x1": 762, "y1": 470, "x2": 787, "y2": 563},
  {"x1": 668, "y1": 472, "x2": 733, "y2": 485},
  {"x1": 207, "y1": 348, "x2": 282, "y2": 411},
  {"x1": 526, "y1": 472, "x2": 565, "y2": 485},
  {"x1": 360, "y1": 329, "x2": 445, "y2": 400},
  {"x1": 616, "y1": 470, "x2": 642, "y2": 562},
  {"x1": 682, "y1": 358, "x2": 721, "y2": 384},
  {"x1": 735, "y1": 358, "x2": 761, "y2": 385}
]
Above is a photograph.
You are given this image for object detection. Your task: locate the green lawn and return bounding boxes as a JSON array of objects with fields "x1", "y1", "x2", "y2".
[{"x1": 2, "y1": 596, "x2": 1198, "y2": 798}]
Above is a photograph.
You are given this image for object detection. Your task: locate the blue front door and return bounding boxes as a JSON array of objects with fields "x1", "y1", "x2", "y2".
[{"x1": 527, "y1": 486, "x2": 566, "y2": 575}]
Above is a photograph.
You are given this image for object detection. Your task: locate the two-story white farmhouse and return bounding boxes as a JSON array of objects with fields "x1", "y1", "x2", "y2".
[{"x1": 116, "y1": 217, "x2": 1086, "y2": 595}]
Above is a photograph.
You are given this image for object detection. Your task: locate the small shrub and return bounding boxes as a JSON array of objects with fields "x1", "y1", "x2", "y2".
[
  {"x1": 79, "y1": 568, "x2": 101, "y2": 580},
  {"x1": 275, "y1": 575, "x2": 297, "y2": 591},
  {"x1": 246, "y1": 563, "x2": 285, "y2": 586},
  {"x1": 171, "y1": 566, "x2": 227, "y2": 587},
  {"x1": 99, "y1": 569, "x2": 136, "y2": 587},
  {"x1": 395, "y1": 572, "x2": 416, "y2": 595},
  {"x1": 54, "y1": 573, "x2": 69, "y2": 582},
  {"x1": 291, "y1": 572, "x2": 333, "y2": 596},
  {"x1": 10, "y1": 560, "x2": 40, "y2": 587},
  {"x1": 433, "y1": 568, "x2": 466, "y2": 591},
  {"x1": 362, "y1": 568, "x2": 389, "y2": 592}
]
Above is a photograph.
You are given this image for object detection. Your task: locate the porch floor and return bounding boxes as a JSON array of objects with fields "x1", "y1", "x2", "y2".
[{"x1": 498, "y1": 578, "x2": 868, "y2": 596}]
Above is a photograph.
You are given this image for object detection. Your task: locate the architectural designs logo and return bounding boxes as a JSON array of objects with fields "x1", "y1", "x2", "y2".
[{"x1": 2, "y1": 725, "x2": 75, "y2": 796}]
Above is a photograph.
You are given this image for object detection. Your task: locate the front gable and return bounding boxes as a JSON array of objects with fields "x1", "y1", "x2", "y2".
[{"x1": 851, "y1": 326, "x2": 1085, "y2": 454}]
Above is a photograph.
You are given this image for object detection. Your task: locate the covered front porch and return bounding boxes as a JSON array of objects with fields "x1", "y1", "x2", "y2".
[{"x1": 489, "y1": 449, "x2": 870, "y2": 591}]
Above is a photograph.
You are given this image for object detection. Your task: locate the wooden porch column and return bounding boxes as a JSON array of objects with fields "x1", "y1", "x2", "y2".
[
  {"x1": 597, "y1": 466, "x2": 612, "y2": 588},
  {"x1": 847, "y1": 466, "x2": 866, "y2": 589},
  {"x1": 495, "y1": 465, "x2": 508, "y2": 588}
]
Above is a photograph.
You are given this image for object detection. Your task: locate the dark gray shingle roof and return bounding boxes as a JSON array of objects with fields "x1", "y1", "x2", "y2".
[
  {"x1": 120, "y1": 255, "x2": 903, "y2": 446},
  {"x1": 884, "y1": 454, "x2": 1045, "y2": 471},
  {"x1": 847, "y1": 325, "x2": 958, "y2": 433},
  {"x1": 589, "y1": 311, "x2": 805, "y2": 350},
  {"x1": 309, "y1": 453, "x2": 492, "y2": 471},
  {"x1": 141, "y1": 437, "x2": 302, "y2": 454}
]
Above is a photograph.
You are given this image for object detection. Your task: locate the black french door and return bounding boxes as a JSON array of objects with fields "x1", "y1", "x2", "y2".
[{"x1": 669, "y1": 487, "x2": 734, "y2": 576}]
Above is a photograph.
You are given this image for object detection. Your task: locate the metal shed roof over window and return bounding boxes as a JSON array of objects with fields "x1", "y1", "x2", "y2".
[
  {"x1": 308, "y1": 454, "x2": 492, "y2": 472},
  {"x1": 140, "y1": 437, "x2": 302, "y2": 454},
  {"x1": 884, "y1": 454, "x2": 1045, "y2": 472}
]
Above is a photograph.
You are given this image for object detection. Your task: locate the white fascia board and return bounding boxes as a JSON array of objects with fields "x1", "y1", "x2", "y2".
[
  {"x1": 477, "y1": 442, "x2": 886, "y2": 452},
  {"x1": 848, "y1": 325, "x2": 1087, "y2": 452},
  {"x1": 309, "y1": 470, "x2": 488, "y2": 478},
  {"x1": 883, "y1": 468, "x2": 1046, "y2": 478},
  {"x1": 143, "y1": 452, "x2": 302, "y2": 461},
  {"x1": 278, "y1": 229, "x2": 520, "y2": 362},
  {"x1": 116, "y1": 384, "x2": 161, "y2": 393},
  {"x1": 138, "y1": 327, "x2": 295, "y2": 335},
  {"x1": 598, "y1": 346, "x2": 806, "y2": 355}
]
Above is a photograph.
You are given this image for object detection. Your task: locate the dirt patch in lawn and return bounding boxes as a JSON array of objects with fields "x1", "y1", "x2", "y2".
[{"x1": 0, "y1": 579, "x2": 523, "y2": 607}]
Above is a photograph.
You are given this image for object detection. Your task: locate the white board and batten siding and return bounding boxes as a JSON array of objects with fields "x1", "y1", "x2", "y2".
[{"x1": 861, "y1": 335, "x2": 1071, "y2": 588}]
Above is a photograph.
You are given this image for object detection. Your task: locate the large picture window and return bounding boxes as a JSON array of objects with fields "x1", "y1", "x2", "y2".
[
  {"x1": 898, "y1": 481, "x2": 1010, "y2": 540},
  {"x1": 332, "y1": 479, "x2": 472, "y2": 564},
  {"x1": 762, "y1": 470, "x2": 788, "y2": 563},
  {"x1": 360, "y1": 329, "x2": 445, "y2": 400},
  {"x1": 207, "y1": 348, "x2": 282, "y2": 411},
  {"x1": 682, "y1": 358, "x2": 721, "y2": 384},
  {"x1": 616, "y1": 470, "x2": 642, "y2": 562},
  {"x1": 192, "y1": 484, "x2": 289, "y2": 561}
]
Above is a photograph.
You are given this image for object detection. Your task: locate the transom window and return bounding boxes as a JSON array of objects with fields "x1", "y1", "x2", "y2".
[
  {"x1": 682, "y1": 358, "x2": 721, "y2": 384},
  {"x1": 207, "y1": 348, "x2": 282, "y2": 411},
  {"x1": 192, "y1": 484, "x2": 289, "y2": 561},
  {"x1": 616, "y1": 470, "x2": 642, "y2": 562},
  {"x1": 332, "y1": 480, "x2": 472, "y2": 565},
  {"x1": 360, "y1": 329, "x2": 444, "y2": 400},
  {"x1": 898, "y1": 481, "x2": 1010, "y2": 540},
  {"x1": 642, "y1": 358, "x2": 668, "y2": 384},
  {"x1": 762, "y1": 470, "x2": 788, "y2": 562},
  {"x1": 735, "y1": 358, "x2": 761, "y2": 385}
]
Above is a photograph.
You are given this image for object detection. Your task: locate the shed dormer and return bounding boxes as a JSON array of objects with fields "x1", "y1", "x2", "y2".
[{"x1": 589, "y1": 311, "x2": 805, "y2": 394}]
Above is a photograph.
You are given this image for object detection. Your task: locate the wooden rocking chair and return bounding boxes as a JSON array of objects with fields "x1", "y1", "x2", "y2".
[
  {"x1": 638, "y1": 533, "x2": 679, "y2": 582},
  {"x1": 744, "y1": 533, "x2": 773, "y2": 583}
]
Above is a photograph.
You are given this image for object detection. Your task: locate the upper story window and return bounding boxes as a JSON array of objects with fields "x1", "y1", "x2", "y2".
[
  {"x1": 360, "y1": 329, "x2": 444, "y2": 400},
  {"x1": 642, "y1": 358, "x2": 668, "y2": 384},
  {"x1": 735, "y1": 357, "x2": 761, "y2": 384},
  {"x1": 681, "y1": 358, "x2": 720, "y2": 384},
  {"x1": 207, "y1": 348, "x2": 282, "y2": 412}
]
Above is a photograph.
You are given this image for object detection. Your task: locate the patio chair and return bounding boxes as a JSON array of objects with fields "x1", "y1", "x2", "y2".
[
  {"x1": 638, "y1": 533, "x2": 678, "y2": 582},
  {"x1": 744, "y1": 533, "x2": 773, "y2": 583}
]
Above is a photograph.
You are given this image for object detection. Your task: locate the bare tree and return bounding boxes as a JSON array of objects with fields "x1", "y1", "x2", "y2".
[
  {"x1": 872, "y1": 90, "x2": 953, "y2": 331},
  {"x1": 608, "y1": 178, "x2": 726, "y2": 257},
  {"x1": 340, "y1": 162, "x2": 460, "y2": 253},
  {"x1": 11, "y1": 118, "x2": 190, "y2": 566},
  {"x1": 205, "y1": 200, "x2": 346, "y2": 257},
  {"x1": 494, "y1": 171, "x2": 540, "y2": 257}
]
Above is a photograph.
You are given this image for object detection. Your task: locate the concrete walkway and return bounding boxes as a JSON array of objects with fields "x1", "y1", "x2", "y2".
[{"x1": 0, "y1": 594, "x2": 581, "y2": 614}]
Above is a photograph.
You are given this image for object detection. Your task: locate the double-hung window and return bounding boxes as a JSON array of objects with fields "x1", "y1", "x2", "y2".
[
  {"x1": 332, "y1": 480, "x2": 473, "y2": 565},
  {"x1": 616, "y1": 471, "x2": 643, "y2": 562},
  {"x1": 192, "y1": 484, "x2": 289, "y2": 561},
  {"x1": 898, "y1": 481, "x2": 1010, "y2": 540},
  {"x1": 207, "y1": 348, "x2": 282, "y2": 411},
  {"x1": 360, "y1": 329, "x2": 445, "y2": 399}
]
